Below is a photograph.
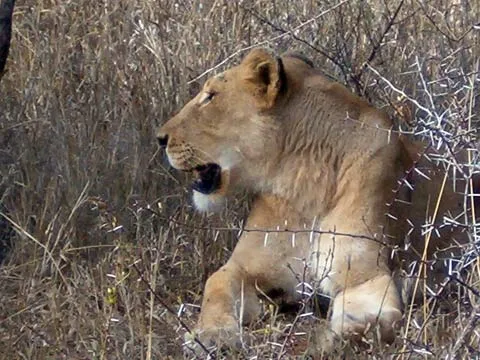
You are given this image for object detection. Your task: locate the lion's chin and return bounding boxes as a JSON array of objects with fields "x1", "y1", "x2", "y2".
[
  {"x1": 191, "y1": 166, "x2": 230, "y2": 213},
  {"x1": 192, "y1": 190, "x2": 226, "y2": 213}
]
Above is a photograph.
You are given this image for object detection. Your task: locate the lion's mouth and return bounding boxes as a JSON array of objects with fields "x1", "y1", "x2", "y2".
[{"x1": 191, "y1": 163, "x2": 222, "y2": 194}]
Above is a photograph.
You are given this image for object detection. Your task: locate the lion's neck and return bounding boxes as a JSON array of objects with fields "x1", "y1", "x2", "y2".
[
  {"x1": 257, "y1": 88, "x2": 398, "y2": 218},
  {"x1": 263, "y1": 96, "x2": 349, "y2": 216},
  {"x1": 268, "y1": 154, "x2": 338, "y2": 217}
]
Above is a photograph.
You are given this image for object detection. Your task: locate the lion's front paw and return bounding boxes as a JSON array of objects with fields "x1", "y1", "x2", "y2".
[{"x1": 183, "y1": 322, "x2": 243, "y2": 358}]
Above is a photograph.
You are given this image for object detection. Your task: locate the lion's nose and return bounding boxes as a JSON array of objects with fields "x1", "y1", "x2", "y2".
[{"x1": 157, "y1": 134, "x2": 169, "y2": 148}]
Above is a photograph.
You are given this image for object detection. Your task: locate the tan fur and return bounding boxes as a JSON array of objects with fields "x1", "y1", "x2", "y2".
[{"x1": 157, "y1": 49, "x2": 472, "y2": 352}]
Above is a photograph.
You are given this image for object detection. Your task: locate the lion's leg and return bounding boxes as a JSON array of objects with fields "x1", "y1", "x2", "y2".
[
  {"x1": 188, "y1": 195, "x2": 309, "y2": 353},
  {"x1": 314, "y1": 210, "x2": 403, "y2": 342},
  {"x1": 330, "y1": 274, "x2": 402, "y2": 342},
  {"x1": 194, "y1": 261, "x2": 261, "y2": 346}
]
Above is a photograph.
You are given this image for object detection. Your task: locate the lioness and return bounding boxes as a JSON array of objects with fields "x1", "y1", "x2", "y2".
[{"x1": 157, "y1": 49, "x2": 475, "y2": 353}]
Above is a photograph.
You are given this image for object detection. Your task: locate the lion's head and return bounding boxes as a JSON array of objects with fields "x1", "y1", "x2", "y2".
[{"x1": 157, "y1": 49, "x2": 316, "y2": 211}]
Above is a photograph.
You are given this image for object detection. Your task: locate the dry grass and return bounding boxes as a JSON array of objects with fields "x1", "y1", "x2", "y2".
[{"x1": 0, "y1": 0, "x2": 479, "y2": 359}]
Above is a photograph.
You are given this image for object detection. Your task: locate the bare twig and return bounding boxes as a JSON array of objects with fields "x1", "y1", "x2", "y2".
[
  {"x1": 357, "y1": 0, "x2": 405, "y2": 80},
  {"x1": 186, "y1": 0, "x2": 350, "y2": 84}
]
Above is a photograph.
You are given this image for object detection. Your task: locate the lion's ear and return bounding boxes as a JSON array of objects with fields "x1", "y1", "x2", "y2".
[{"x1": 241, "y1": 48, "x2": 286, "y2": 110}]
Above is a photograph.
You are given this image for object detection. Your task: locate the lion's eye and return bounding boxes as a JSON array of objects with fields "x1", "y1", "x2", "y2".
[{"x1": 200, "y1": 92, "x2": 216, "y2": 106}]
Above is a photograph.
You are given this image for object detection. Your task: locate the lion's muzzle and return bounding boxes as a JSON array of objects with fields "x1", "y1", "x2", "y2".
[{"x1": 157, "y1": 131, "x2": 222, "y2": 194}]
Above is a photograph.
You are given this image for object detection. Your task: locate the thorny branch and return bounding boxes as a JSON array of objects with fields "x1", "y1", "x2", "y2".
[{"x1": 143, "y1": 207, "x2": 389, "y2": 246}]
